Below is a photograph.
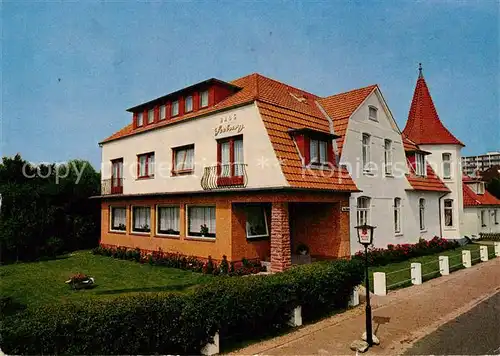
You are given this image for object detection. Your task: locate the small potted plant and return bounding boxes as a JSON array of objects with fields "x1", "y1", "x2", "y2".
[
  {"x1": 140, "y1": 224, "x2": 150, "y2": 232},
  {"x1": 200, "y1": 224, "x2": 209, "y2": 237},
  {"x1": 117, "y1": 223, "x2": 126, "y2": 231}
]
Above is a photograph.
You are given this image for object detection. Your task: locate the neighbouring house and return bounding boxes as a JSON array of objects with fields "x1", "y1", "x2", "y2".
[
  {"x1": 94, "y1": 67, "x2": 470, "y2": 270},
  {"x1": 462, "y1": 176, "x2": 500, "y2": 237}
]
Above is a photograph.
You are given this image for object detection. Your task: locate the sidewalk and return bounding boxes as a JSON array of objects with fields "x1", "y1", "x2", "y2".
[{"x1": 231, "y1": 257, "x2": 500, "y2": 355}]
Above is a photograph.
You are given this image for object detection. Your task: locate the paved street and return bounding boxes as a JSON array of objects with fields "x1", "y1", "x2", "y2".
[
  {"x1": 232, "y1": 257, "x2": 500, "y2": 355},
  {"x1": 404, "y1": 292, "x2": 500, "y2": 355}
]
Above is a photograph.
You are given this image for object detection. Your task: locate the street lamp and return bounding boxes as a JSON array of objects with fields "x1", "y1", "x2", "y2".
[{"x1": 355, "y1": 223, "x2": 376, "y2": 347}]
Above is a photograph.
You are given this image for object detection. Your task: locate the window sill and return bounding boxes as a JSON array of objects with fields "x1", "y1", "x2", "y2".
[
  {"x1": 171, "y1": 169, "x2": 193, "y2": 176},
  {"x1": 395, "y1": 233, "x2": 404, "y2": 237},
  {"x1": 185, "y1": 236, "x2": 216, "y2": 242},
  {"x1": 136, "y1": 175, "x2": 154, "y2": 180},
  {"x1": 443, "y1": 227, "x2": 455, "y2": 230},
  {"x1": 246, "y1": 235, "x2": 270, "y2": 241},
  {"x1": 420, "y1": 229, "x2": 427, "y2": 233},
  {"x1": 385, "y1": 174, "x2": 394, "y2": 178},
  {"x1": 363, "y1": 171, "x2": 374, "y2": 176},
  {"x1": 109, "y1": 230, "x2": 126, "y2": 234},
  {"x1": 155, "y1": 234, "x2": 180, "y2": 239},
  {"x1": 131, "y1": 231, "x2": 151, "y2": 236}
]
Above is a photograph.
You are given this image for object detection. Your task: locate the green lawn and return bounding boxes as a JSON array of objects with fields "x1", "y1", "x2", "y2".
[
  {"x1": 367, "y1": 243, "x2": 496, "y2": 291},
  {"x1": 0, "y1": 250, "x2": 213, "y2": 310}
]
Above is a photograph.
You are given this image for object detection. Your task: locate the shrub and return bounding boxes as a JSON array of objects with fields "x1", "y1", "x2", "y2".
[
  {"x1": 1, "y1": 259, "x2": 363, "y2": 355},
  {"x1": 354, "y1": 236, "x2": 459, "y2": 266}
]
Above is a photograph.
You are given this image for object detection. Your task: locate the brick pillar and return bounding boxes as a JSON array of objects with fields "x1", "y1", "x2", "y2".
[{"x1": 270, "y1": 202, "x2": 292, "y2": 272}]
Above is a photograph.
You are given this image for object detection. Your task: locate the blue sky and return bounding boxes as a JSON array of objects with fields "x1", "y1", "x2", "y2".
[{"x1": 2, "y1": 1, "x2": 498, "y2": 168}]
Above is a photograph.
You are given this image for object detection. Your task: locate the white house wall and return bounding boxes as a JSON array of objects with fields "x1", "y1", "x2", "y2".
[
  {"x1": 463, "y1": 207, "x2": 500, "y2": 237},
  {"x1": 101, "y1": 103, "x2": 289, "y2": 195},
  {"x1": 340, "y1": 90, "x2": 428, "y2": 250},
  {"x1": 419, "y1": 144, "x2": 463, "y2": 238}
]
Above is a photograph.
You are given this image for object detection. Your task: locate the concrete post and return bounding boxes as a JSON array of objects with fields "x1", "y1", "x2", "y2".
[
  {"x1": 349, "y1": 286, "x2": 360, "y2": 307},
  {"x1": 411, "y1": 262, "x2": 422, "y2": 285},
  {"x1": 480, "y1": 246, "x2": 489, "y2": 262},
  {"x1": 288, "y1": 306, "x2": 302, "y2": 327},
  {"x1": 373, "y1": 272, "x2": 386, "y2": 296},
  {"x1": 439, "y1": 256, "x2": 449, "y2": 276},
  {"x1": 462, "y1": 250, "x2": 472, "y2": 268},
  {"x1": 494, "y1": 242, "x2": 500, "y2": 257},
  {"x1": 201, "y1": 332, "x2": 219, "y2": 356}
]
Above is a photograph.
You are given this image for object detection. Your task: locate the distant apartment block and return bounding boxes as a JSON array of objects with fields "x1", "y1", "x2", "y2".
[{"x1": 462, "y1": 152, "x2": 500, "y2": 175}]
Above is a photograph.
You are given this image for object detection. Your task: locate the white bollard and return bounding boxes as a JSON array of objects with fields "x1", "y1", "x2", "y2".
[
  {"x1": 480, "y1": 246, "x2": 489, "y2": 262},
  {"x1": 462, "y1": 250, "x2": 472, "y2": 268},
  {"x1": 373, "y1": 272, "x2": 386, "y2": 296},
  {"x1": 288, "y1": 306, "x2": 302, "y2": 327},
  {"x1": 201, "y1": 332, "x2": 219, "y2": 356},
  {"x1": 349, "y1": 286, "x2": 360, "y2": 307},
  {"x1": 439, "y1": 256, "x2": 449, "y2": 276},
  {"x1": 411, "y1": 262, "x2": 422, "y2": 285},
  {"x1": 495, "y1": 242, "x2": 500, "y2": 257}
]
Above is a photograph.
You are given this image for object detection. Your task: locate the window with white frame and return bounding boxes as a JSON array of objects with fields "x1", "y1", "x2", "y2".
[
  {"x1": 157, "y1": 206, "x2": 180, "y2": 236},
  {"x1": 394, "y1": 198, "x2": 401, "y2": 234},
  {"x1": 419, "y1": 198, "x2": 426, "y2": 231},
  {"x1": 159, "y1": 105, "x2": 166, "y2": 120},
  {"x1": 187, "y1": 206, "x2": 216, "y2": 238},
  {"x1": 137, "y1": 112, "x2": 144, "y2": 127},
  {"x1": 147, "y1": 108, "x2": 154, "y2": 124},
  {"x1": 110, "y1": 207, "x2": 126, "y2": 231},
  {"x1": 185, "y1": 96, "x2": 193, "y2": 112},
  {"x1": 384, "y1": 139, "x2": 393, "y2": 175},
  {"x1": 171, "y1": 100, "x2": 179, "y2": 116},
  {"x1": 444, "y1": 199, "x2": 454, "y2": 227},
  {"x1": 368, "y1": 106, "x2": 378, "y2": 121},
  {"x1": 310, "y1": 139, "x2": 328, "y2": 165},
  {"x1": 481, "y1": 210, "x2": 486, "y2": 227},
  {"x1": 356, "y1": 197, "x2": 370, "y2": 225},
  {"x1": 362, "y1": 134, "x2": 371, "y2": 173},
  {"x1": 200, "y1": 90, "x2": 209, "y2": 108},
  {"x1": 442, "y1": 153, "x2": 451, "y2": 179},
  {"x1": 246, "y1": 205, "x2": 269, "y2": 239},
  {"x1": 415, "y1": 153, "x2": 426, "y2": 176},
  {"x1": 478, "y1": 182, "x2": 485, "y2": 194},
  {"x1": 132, "y1": 206, "x2": 151, "y2": 233},
  {"x1": 173, "y1": 145, "x2": 194, "y2": 173}
]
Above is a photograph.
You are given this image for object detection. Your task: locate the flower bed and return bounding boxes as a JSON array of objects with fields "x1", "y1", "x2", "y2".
[
  {"x1": 91, "y1": 245, "x2": 264, "y2": 276},
  {"x1": 354, "y1": 236, "x2": 460, "y2": 267}
]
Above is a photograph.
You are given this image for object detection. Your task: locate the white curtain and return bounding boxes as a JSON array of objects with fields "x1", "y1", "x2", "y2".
[
  {"x1": 185, "y1": 147, "x2": 194, "y2": 170},
  {"x1": 188, "y1": 207, "x2": 216, "y2": 236},
  {"x1": 139, "y1": 155, "x2": 147, "y2": 176},
  {"x1": 220, "y1": 142, "x2": 230, "y2": 176},
  {"x1": 112, "y1": 207, "x2": 126, "y2": 228},
  {"x1": 319, "y1": 141, "x2": 327, "y2": 163},
  {"x1": 133, "y1": 207, "x2": 150, "y2": 230},
  {"x1": 148, "y1": 154, "x2": 155, "y2": 175},
  {"x1": 234, "y1": 139, "x2": 243, "y2": 176},
  {"x1": 158, "y1": 207, "x2": 179, "y2": 234},
  {"x1": 310, "y1": 139, "x2": 318, "y2": 163},
  {"x1": 160, "y1": 105, "x2": 166, "y2": 120}
]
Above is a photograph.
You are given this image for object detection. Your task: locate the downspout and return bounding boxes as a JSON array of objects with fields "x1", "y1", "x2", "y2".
[
  {"x1": 315, "y1": 101, "x2": 340, "y2": 165},
  {"x1": 438, "y1": 192, "x2": 448, "y2": 238}
]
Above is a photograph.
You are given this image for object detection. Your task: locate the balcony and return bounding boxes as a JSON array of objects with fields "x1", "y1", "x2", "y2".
[
  {"x1": 201, "y1": 164, "x2": 248, "y2": 190},
  {"x1": 101, "y1": 178, "x2": 124, "y2": 195}
]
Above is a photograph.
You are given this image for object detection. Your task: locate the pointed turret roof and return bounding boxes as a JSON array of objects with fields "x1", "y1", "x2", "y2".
[{"x1": 403, "y1": 64, "x2": 464, "y2": 146}]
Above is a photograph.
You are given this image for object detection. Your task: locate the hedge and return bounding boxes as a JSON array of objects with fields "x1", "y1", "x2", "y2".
[
  {"x1": 353, "y1": 236, "x2": 460, "y2": 267},
  {"x1": 1, "y1": 259, "x2": 363, "y2": 355}
]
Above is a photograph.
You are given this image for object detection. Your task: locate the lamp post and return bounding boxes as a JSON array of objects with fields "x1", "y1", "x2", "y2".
[{"x1": 355, "y1": 223, "x2": 376, "y2": 347}]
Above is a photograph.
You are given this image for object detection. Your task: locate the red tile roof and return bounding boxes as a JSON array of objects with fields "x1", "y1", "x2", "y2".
[
  {"x1": 406, "y1": 163, "x2": 450, "y2": 192},
  {"x1": 463, "y1": 183, "x2": 500, "y2": 207},
  {"x1": 317, "y1": 85, "x2": 377, "y2": 156},
  {"x1": 402, "y1": 74, "x2": 464, "y2": 146},
  {"x1": 402, "y1": 135, "x2": 420, "y2": 152}
]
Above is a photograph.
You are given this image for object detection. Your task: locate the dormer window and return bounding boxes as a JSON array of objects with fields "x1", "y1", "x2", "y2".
[
  {"x1": 200, "y1": 90, "x2": 209, "y2": 108},
  {"x1": 159, "y1": 105, "x2": 166, "y2": 120},
  {"x1": 171, "y1": 100, "x2": 179, "y2": 116},
  {"x1": 478, "y1": 182, "x2": 485, "y2": 194},
  {"x1": 415, "y1": 153, "x2": 426, "y2": 176},
  {"x1": 147, "y1": 108, "x2": 154, "y2": 124},
  {"x1": 185, "y1": 96, "x2": 193, "y2": 113},
  {"x1": 137, "y1": 112, "x2": 144, "y2": 127},
  {"x1": 368, "y1": 106, "x2": 378, "y2": 121},
  {"x1": 310, "y1": 139, "x2": 328, "y2": 165}
]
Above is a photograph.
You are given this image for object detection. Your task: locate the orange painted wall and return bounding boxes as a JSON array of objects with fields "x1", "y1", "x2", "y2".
[{"x1": 100, "y1": 190, "x2": 350, "y2": 262}]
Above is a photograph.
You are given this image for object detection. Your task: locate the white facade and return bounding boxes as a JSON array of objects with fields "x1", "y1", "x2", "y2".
[
  {"x1": 419, "y1": 144, "x2": 464, "y2": 239},
  {"x1": 101, "y1": 103, "x2": 288, "y2": 195},
  {"x1": 463, "y1": 207, "x2": 500, "y2": 237},
  {"x1": 340, "y1": 89, "x2": 443, "y2": 250}
]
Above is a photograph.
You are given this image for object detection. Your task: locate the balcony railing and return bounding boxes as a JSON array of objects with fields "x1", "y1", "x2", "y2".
[
  {"x1": 101, "y1": 178, "x2": 124, "y2": 195},
  {"x1": 201, "y1": 164, "x2": 248, "y2": 190}
]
